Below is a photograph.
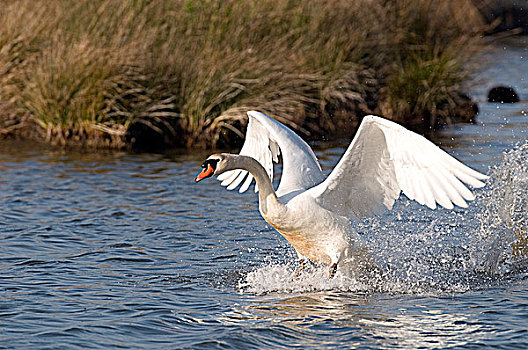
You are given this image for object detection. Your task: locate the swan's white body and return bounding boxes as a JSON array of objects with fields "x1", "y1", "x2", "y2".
[{"x1": 196, "y1": 111, "x2": 488, "y2": 272}]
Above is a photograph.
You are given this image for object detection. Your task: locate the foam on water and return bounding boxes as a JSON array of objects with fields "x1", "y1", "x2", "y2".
[
  {"x1": 239, "y1": 141, "x2": 528, "y2": 296},
  {"x1": 239, "y1": 263, "x2": 372, "y2": 295}
]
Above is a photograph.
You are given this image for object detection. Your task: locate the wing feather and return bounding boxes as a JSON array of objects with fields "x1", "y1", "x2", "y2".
[
  {"x1": 426, "y1": 168, "x2": 453, "y2": 210},
  {"x1": 413, "y1": 174, "x2": 427, "y2": 207},
  {"x1": 401, "y1": 169, "x2": 416, "y2": 201},
  {"x1": 421, "y1": 174, "x2": 437, "y2": 210},
  {"x1": 219, "y1": 169, "x2": 241, "y2": 185},
  {"x1": 435, "y1": 166, "x2": 468, "y2": 207},
  {"x1": 226, "y1": 170, "x2": 249, "y2": 191},
  {"x1": 307, "y1": 115, "x2": 488, "y2": 218},
  {"x1": 239, "y1": 173, "x2": 254, "y2": 193},
  {"x1": 217, "y1": 111, "x2": 324, "y2": 196}
]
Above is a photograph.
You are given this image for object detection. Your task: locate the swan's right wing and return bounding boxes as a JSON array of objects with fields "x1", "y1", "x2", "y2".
[
  {"x1": 217, "y1": 111, "x2": 324, "y2": 195},
  {"x1": 307, "y1": 115, "x2": 488, "y2": 218}
]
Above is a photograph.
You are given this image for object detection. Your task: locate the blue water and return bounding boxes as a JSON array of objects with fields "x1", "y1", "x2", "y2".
[{"x1": 1, "y1": 38, "x2": 528, "y2": 349}]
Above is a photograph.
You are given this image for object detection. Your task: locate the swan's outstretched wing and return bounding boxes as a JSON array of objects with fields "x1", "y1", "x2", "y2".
[
  {"x1": 307, "y1": 115, "x2": 488, "y2": 218},
  {"x1": 217, "y1": 111, "x2": 324, "y2": 195}
]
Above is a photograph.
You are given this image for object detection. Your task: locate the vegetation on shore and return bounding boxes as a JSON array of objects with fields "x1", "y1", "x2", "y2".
[{"x1": 0, "y1": 0, "x2": 484, "y2": 150}]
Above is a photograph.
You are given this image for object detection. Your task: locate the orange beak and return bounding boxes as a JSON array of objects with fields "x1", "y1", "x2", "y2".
[{"x1": 194, "y1": 164, "x2": 215, "y2": 183}]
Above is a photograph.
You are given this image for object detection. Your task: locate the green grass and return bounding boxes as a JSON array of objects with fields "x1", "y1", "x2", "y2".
[{"x1": 0, "y1": 0, "x2": 484, "y2": 149}]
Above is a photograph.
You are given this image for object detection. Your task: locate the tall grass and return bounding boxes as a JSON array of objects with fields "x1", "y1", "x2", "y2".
[
  {"x1": 0, "y1": 0, "x2": 483, "y2": 149},
  {"x1": 380, "y1": 0, "x2": 483, "y2": 128}
]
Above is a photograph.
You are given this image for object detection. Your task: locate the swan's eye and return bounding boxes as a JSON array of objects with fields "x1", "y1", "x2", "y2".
[{"x1": 202, "y1": 159, "x2": 219, "y2": 170}]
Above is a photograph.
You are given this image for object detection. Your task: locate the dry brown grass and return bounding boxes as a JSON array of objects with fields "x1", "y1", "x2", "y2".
[
  {"x1": 379, "y1": 0, "x2": 483, "y2": 129},
  {"x1": 0, "y1": 0, "x2": 484, "y2": 149}
]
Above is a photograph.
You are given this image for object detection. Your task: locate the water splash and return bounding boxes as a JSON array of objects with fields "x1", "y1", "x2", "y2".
[
  {"x1": 477, "y1": 140, "x2": 528, "y2": 273},
  {"x1": 239, "y1": 141, "x2": 528, "y2": 296},
  {"x1": 239, "y1": 263, "x2": 372, "y2": 295}
]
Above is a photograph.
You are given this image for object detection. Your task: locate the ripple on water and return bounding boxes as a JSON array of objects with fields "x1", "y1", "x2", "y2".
[{"x1": 1, "y1": 100, "x2": 528, "y2": 348}]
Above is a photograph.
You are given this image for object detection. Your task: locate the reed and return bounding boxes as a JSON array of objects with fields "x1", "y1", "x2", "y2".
[
  {"x1": 0, "y1": 0, "x2": 484, "y2": 149},
  {"x1": 380, "y1": 0, "x2": 482, "y2": 129}
]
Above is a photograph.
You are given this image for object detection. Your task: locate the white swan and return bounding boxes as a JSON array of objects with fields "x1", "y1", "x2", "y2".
[{"x1": 195, "y1": 111, "x2": 488, "y2": 277}]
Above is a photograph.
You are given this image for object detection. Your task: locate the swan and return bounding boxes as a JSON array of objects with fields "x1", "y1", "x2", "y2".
[{"x1": 195, "y1": 111, "x2": 488, "y2": 277}]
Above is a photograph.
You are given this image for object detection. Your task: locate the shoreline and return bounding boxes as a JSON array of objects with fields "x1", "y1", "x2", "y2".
[{"x1": 0, "y1": 0, "x2": 502, "y2": 151}]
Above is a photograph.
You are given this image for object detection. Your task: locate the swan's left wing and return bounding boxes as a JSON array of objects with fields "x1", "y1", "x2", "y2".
[
  {"x1": 217, "y1": 111, "x2": 324, "y2": 195},
  {"x1": 307, "y1": 115, "x2": 488, "y2": 218}
]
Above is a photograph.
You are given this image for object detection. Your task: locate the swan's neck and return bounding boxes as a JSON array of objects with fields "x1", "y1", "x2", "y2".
[{"x1": 229, "y1": 155, "x2": 283, "y2": 216}]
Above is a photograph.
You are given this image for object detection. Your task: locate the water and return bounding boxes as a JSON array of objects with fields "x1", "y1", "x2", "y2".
[{"x1": 1, "y1": 38, "x2": 528, "y2": 349}]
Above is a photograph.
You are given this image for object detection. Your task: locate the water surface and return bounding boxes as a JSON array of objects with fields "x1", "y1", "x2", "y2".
[{"x1": 1, "y1": 38, "x2": 528, "y2": 349}]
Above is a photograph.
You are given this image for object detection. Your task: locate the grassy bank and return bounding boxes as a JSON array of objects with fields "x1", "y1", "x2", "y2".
[{"x1": 0, "y1": 0, "x2": 483, "y2": 150}]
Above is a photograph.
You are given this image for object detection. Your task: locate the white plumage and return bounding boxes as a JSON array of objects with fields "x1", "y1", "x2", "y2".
[{"x1": 196, "y1": 111, "x2": 488, "y2": 276}]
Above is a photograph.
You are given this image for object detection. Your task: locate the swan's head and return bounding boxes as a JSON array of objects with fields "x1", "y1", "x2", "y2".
[{"x1": 194, "y1": 154, "x2": 229, "y2": 183}]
